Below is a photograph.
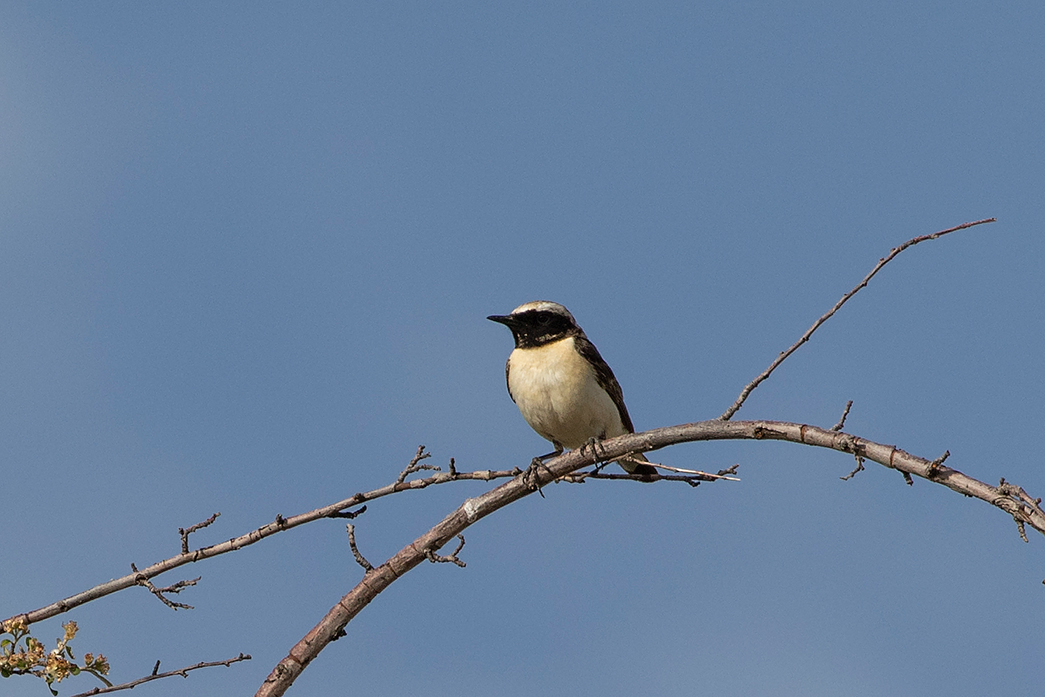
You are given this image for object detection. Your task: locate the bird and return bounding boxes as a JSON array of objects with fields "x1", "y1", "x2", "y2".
[{"x1": 487, "y1": 301, "x2": 658, "y2": 478}]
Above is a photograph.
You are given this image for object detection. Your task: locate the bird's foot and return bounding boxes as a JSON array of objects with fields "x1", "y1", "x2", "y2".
[
  {"x1": 580, "y1": 437, "x2": 614, "y2": 475},
  {"x1": 582, "y1": 437, "x2": 607, "y2": 463},
  {"x1": 523, "y1": 456, "x2": 554, "y2": 494}
]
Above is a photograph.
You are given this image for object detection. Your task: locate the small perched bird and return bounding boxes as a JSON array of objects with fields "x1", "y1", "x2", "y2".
[{"x1": 488, "y1": 301, "x2": 658, "y2": 477}]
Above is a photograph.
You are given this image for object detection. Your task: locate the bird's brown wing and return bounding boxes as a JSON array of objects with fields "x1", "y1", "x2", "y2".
[{"x1": 574, "y1": 336, "x2": 634, "y2": 433}]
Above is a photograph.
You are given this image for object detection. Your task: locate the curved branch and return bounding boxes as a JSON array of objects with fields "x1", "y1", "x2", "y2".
[{"x1": 256, "y1": 417, "x2": 1043, "y2": 696}]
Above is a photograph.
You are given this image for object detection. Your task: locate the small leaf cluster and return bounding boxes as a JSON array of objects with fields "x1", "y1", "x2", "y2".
[{"x1": 1, "y1": 618, "x2": 111, "y2": 695}]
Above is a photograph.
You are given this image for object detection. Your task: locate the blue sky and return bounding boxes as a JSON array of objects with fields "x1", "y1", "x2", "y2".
[{"x1": 3, "y1": 3, "x2": 1044, "y2": 696}]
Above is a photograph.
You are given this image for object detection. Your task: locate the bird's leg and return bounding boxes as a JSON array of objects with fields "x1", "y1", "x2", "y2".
[
  {"x1": 524, "y1": 443, "x2": 562, "y2": 492},
  {"x1": 581, "y1": 435, "x2": 612, "y2": 474},
  {"x1": 582, "y1": 436, "x2": 605, "y2": 462}
]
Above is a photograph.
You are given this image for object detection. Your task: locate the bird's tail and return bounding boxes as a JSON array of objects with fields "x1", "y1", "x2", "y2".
[{"x1": 617, "y1": 452, "x2": 658, "y2": 480}]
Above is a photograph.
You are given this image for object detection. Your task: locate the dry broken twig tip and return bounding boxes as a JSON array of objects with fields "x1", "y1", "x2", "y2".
[
  {"x1": 130, "y1": 563, "x2": 198, "y2": 610},
  {"x1": 67, "y1": 653, "x2": 251, "y2": 697},
  {"x1": 719, "y1": 217, "x2": 996, "y2": 421}
]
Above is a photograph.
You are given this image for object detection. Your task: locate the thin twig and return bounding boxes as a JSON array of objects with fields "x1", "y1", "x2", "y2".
[
  {"x1": 129, "y1": 563, "x2": 198, "y2": 610},
  {"x1": 720, "y1": 218, "x2": 996, "y2": 420},
  {"x1": 67, "y1": 654, "x2": 251, "y2": 697},
  {"x1": 425, "y1": 535, "x2": 466, "y2": 568},
  {"x1": 562, "y1": 471, "x2": 711, "y2": 488},
  {"x1": 346, "y1": 524, "x2": 373, "y2": 572},
  {"x1": 831, "y1": 401, "x2": 854, "y2": 432},
  {"x1": 179, "y1": 513, "x2": 220, "y2": 554},
  {"x1": 561, "y1": 463, "x2": 739, "y2": 486},
  {"x1": 647, "y1": 462, "x2": 740, "y2": 480},
  {"x1": 840, "y1": 455, "x2": 865, "y2": 481}
]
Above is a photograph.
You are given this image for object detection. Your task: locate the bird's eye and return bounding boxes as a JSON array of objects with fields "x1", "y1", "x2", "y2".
[{"x1": 537, "y1": 313, "x2": 552, "y2": 326}]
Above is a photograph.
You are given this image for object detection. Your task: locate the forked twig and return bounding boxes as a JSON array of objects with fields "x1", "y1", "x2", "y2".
[
  {"x1": 396, "y1": 445, "x2": 441, "y2": 484},
  {"x1": 720, "y1": 218, "x2": 996, "y2": 420},
  {"x1": 129, "y1": 563, "x2": 198, "y2": 610},
  {"x1": 425, "y1": 535, "x2": 467, "y2": 568},
  {"x1": 179, "y1": 513, "x2": 220, "y2": 554}
]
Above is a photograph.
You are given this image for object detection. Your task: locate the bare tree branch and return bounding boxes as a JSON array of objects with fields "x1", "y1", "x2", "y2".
[
  {"x1": 719, "y1": 218, "x2": 996, "y2": 420},
  {"x1": 4, "y1": 454, "x2": 523, "y2": 628},
  {"x1": 67, "y1": 654, "x2": 251, "y2": 697},
  {"x1": 7, "y1": 217, "x2": 1015, "y2": 697},
  {"x1": 255, "y1": 417, "x2": 1044, "y2": 696}
]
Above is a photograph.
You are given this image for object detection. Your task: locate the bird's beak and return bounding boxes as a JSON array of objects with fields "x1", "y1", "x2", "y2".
[{"x1": 487, "y1": 314, "x2": 519, "y2": 327}]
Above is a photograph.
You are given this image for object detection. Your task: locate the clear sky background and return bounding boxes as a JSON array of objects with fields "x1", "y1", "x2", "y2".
[{"x1": 3, "y1": 3, "x2": 1044, "y2": 696}]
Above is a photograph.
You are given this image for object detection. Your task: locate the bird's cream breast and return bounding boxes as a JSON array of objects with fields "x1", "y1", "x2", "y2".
[{"x1": 507, "y1": 337, "x2": 625, "y2": 449}]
